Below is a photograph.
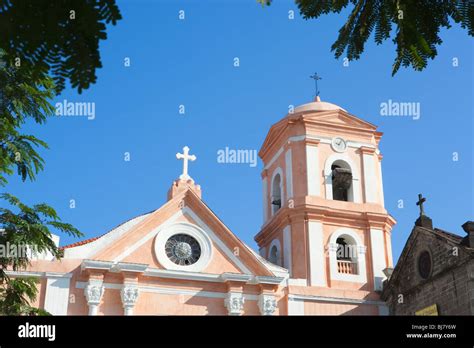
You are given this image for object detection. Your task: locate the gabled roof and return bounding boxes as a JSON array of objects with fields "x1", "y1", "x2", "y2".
[
  {"x1": 61, "y1": 211, "x2": 153, "y2": 250},
  {"x1": 62, "y1": 187, "x2": 283, "y2": 277},
  {"x1": 381, "y1": 224, "x2": 474, "y2": 299}
]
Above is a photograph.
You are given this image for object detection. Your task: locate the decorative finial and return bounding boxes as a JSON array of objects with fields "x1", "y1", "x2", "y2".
[
  {"x1": 176, "y1": 146, "x2": 196, "y2": 180},
  {"x1": 309, "y1": 72, "x2": 322, "y2": 98},
  {"x1": 416, "y1": 193, "x2": 426, "y2": 217}
]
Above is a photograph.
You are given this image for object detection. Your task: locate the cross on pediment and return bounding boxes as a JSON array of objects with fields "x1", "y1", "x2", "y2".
[
  {"x1": 416, "y1": 193, "x2": 427, "y2": 216},
  {"x1": 176, "y1": 146, "x2": 196, "y2": 180}
]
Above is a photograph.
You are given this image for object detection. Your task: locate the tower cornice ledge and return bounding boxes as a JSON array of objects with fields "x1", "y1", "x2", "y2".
[
  {"x1": 255, "y1": 203, "x2": 395, "y2": 245},
  {"x1": 259, "y1": 109, "x2": 379, "y2": 164}
]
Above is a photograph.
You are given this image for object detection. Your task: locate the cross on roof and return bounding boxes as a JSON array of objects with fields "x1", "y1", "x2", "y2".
[
  {"x1": 176, "y1": 146, "x2": 196, "y2": 181},
  {"x1": 416, "y1": 193, "x2": 427, "y2": 216},
  {"x1": 309, "y1": 72, "x2": 322, "y2": 97}
]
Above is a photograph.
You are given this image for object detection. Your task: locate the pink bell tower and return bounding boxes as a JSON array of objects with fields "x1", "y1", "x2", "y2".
[{"x1": 254, "y1": 96, "x2": 396, "y2": 314}]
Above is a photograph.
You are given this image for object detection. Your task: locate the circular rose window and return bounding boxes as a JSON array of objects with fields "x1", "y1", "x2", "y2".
[
  {"x1": 418, "y1": 250, "x2": 432, "y2": 279},
  {"x1": 165, "y1": 234, "x2": 201, "y2": 266}
]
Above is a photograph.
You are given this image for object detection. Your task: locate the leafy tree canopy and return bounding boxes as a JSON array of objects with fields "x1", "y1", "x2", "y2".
[
  {"x1": 0, "y1": 50, "x2": 55, "y2": 185},
  {"x1": 268, "y1": 0, "x2": 474, "y2": 74},
  {"x1": 0, "y1": 193, "x2": 82, "y2": 315},
  {"x1": 0, "y1": 0, "x2": 122, "y2": 93}
]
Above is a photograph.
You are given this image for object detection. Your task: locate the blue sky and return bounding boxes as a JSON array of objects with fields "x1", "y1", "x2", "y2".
[{"x1": 7, "y1": 0, "x2": 473, "y2": 262}]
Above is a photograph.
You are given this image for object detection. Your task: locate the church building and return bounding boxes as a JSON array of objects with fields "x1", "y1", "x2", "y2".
[
  {"x1": 13, "y1": 95, "x2": 396, "y2": 315},
  {"x1": 381, "y1": 205, "x2": 474, "y2": 315}
]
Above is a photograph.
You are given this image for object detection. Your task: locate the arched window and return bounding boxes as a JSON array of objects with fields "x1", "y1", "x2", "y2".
[
  {"x1": 328, "y1": 228, "x2": 367, "y2": 283},
  {"x1": 336, "y1": 235, "x2": 358, "y2": 274},
  {"x1": 271, "y1": 173, "x2": 282, "y2": 214},
  {"x1": 268, "y1": 239, "x2": 282, "y2": 266},
  {"x1": 324, "y1": 154, "x2": 361, "y2": 203},
  {"x1": 269, "y1": 245, "x2": 279, "y2": 264},
  {"x1": 331, "y1": 160, "x2": 353, "y2": 202}
]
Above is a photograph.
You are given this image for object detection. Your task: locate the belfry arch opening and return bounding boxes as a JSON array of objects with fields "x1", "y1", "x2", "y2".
[
  {"x1": 269, "y1": 245, "x2": 281, "y2": 266},
  {"x1": 271, "y1": 173, "x2": 282, "y2": 214},
  {"x1": 331, "y1": 160, "x2": 353, "y2": 202},
  {"x1": 336, "y1": 235, "x2": 358, "y2": 275}
]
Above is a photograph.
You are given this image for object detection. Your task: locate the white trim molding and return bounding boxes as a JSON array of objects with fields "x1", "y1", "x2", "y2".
[
  {"x1": 76, "y1": 281, "x2": 260, "y2": 301},
  {"x1": 362, "y1": 152, "x2": 378, "y2": 203},
  {"x1": 253, "y1": 275, "x2": 285, "y2": 285},
  {"x1": 5, "y1": 271, "x2": 72, "y2": 315},
  {"x1": 283, "y1": 225, "x2": 292, "y2": 274},
  {"x1": 44, "y1": 276, "x2": 71, "y2": 315},
  {"x1": 262, "y1": 177, "x2": 268, "y2": 222},
  {"x1": 288, "y1": 293, "x2": 386, "y2": 306},
  {"x1": 377, "y1": 158, "x2": 385, "y2": 207},
  {"x1": 369, "y1": 228, "x2": 387, "y2": 291},
  {"x1": 263, "y1": 147, "x2": 284, "y2": 170},
  {"x1": 144, "y1": 267, "x2": 221, "y2": 283},
  {"x1": 308, "y1": 221, "x2": 326, "y2": 287},
  {"x1": 288, "y1": 135, "x2": 377, "y2": 151},
  {"x1": 287, "y1": 278, "x2": 308, "y2": 286},
  {"x1": 285, "y1": 149, "x2": 293, "y2": 199},
  {"x1": 5, "y1": 270, "x2": 72, "y2": 279},
  {"x1": 113, "y1": 262, "x2": 148, "y2": 273},
  {"x1": 328, "y1": 228, "x2": 367, "y2": 284},
  {"x1": 144, "y1": 267, "x2": 284, "y2": 286},
  {"x1": 306, "y1": 144, "x2": 320, "y2": 196},
  {"x1": 220, "y1": 273, "x2": 253, "y2": 283},
  {"x1": 287, "y1": 296, "x2": 305, "y2": 315},
  {"x1": 64, "y1": 213, "x2": 150, "y2": 259},
  {"x1": 82, "y1": 259, "x2": 115, "y2": 271}
]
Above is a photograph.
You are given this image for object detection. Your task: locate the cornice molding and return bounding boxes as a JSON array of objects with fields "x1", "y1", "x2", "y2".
[{"x1": 81, "y1": 259, "x2": 115, "y2": 271}]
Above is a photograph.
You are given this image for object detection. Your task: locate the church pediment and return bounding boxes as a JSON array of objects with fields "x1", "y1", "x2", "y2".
[
  {"x1": 259, "y1": 108, "x2": 378, "y2": 159},
  {"x1": 63, "y1": 188, "x2": 277, "y2": 278},
  {"x1": 383, "y1": 226, "x2": 472, "y2": 294},
  {"x1": 301, "y1": 110, "x2": 377, "y2": 132}
]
